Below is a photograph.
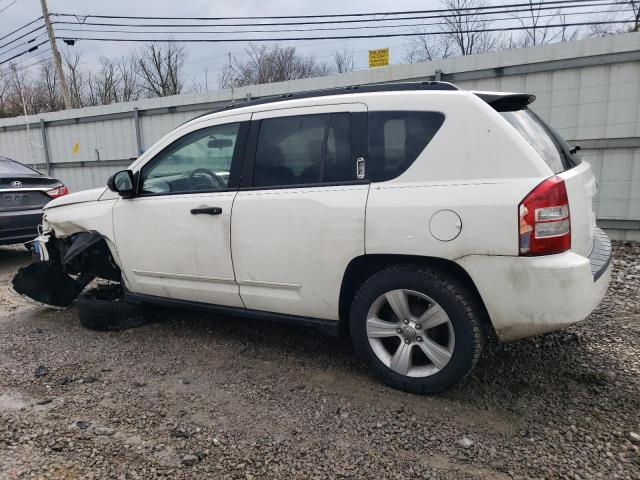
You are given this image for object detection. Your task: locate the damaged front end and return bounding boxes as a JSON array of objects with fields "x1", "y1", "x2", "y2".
[{"x1": 12, "y1": 230, "x2": 121, "y2": 308}]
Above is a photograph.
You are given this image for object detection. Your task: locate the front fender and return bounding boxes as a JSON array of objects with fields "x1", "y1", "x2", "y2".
[{"x1": 43, "y1": 199, "x2": 122, "y2": 271}]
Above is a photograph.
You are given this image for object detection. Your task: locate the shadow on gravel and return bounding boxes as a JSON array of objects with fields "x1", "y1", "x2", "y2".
[{"x1": 145, "y1": 303, "x2": 637, "y2": 416}]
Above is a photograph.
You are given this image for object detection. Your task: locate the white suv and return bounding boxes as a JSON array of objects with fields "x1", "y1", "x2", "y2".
[{"x1": 13, "y1": 82, "x2": 612, "y2": 393}]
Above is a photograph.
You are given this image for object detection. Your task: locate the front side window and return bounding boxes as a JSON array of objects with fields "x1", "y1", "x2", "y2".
[
  {"x1": 140, "y1": 123, "x2": 240, "y2": 194},
  {"x1": 368, "y1": 111, "x2": 445, "y2": 182},
  {"x1": 253, "y1": 113, "x2": 352, "y2": 187}
]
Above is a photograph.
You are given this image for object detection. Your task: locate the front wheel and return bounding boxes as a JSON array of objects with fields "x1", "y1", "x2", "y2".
[
  {"x1": 349, "y1": 265, "x2": 485, "y2": 394},
  {"x1": 77, "y1": 283, "x2": 146, "y2": 331}
]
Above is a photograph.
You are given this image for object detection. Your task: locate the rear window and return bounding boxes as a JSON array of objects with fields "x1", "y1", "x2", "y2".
[
  {"x1": 0, "y1": 159, "x2": 38, "y2": 175},
  {"x1": 368, "y1": 111, "x2": 444, "y2": 182},
  {"x1": 500, "y1": 109, "x2": 580, "y2": 173}
]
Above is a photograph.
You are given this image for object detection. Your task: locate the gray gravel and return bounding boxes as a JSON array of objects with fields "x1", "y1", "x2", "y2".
[{"x1": 1, "y1": 241, "x2": 639, "y2": 479}]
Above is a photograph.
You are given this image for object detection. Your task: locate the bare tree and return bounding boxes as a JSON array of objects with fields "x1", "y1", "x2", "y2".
[
  {"x1": 588, "y1": 0, "x2": 639, "y2": 37},
  {"x1": 63, "y1": 50, "x2": 86, "y2": 107},
  {"x1": 507, "y1": 1, "x2": 579, "y2": 47},
  {"x1": 136, "y1": 42, "x2": 186, "y2": 97},
  {"x1": 0, "y1": 70, "x2": 9, "y2": 117},
  {"x1": 440, "y1": 0, "x2": 499, "y2": 55},
  {"x1": 219, "y1": 44, "x2": 330, "y2": 88},
  {"x1": 405, "y1": 0, "x2": 497, "y2": 63},
  {"x1": 404, "y1": 27, "x2": 454, "y2": 63},
  {"x1": 86, "y1": 57, "x2": 122, "y2": 105},
  {"x1": 33, "y1": 60, "x2": 63, "y2": 112},
  {"x1": 118, "y1": 55, "x2": 141, "y2": 102},
  {"x1": 332, "y1": 46, "x2": 354, "y2": 73},
  {"x1": 8, "y1": 64, "x2": 34, "y2": 116}
]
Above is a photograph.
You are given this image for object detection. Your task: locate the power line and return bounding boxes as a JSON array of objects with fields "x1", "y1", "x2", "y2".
[
  {"x1": 56, "y1": 20, "x2": 637, "y2": 44},
  {"x1": 49, "y1": 0, "x2": 618, "y2": 21},
  {"x1": 0, "y1": 0, "x2": 21, "y2": 14},
  {"x1": 52, "y1": 7, "x2": 634, "y2": 37},
  {"x1": 0, "y1": 32, "x2": 47, "y2": 57},
  {"x1": 0, "y1": 48, "x2": 51, "y2": 75},
  {"x1": 49, "y1": 1, "x2": 629, "y2": 29},
  {"x1": 0, "y1": 39, "x2": 48, "y2": 65},
  {"x1": 0, "y1": 16, "x2": 43, "y2": 43},
  {"x1": 0, "y1": 24, "x2": 46, "y2": 51}
]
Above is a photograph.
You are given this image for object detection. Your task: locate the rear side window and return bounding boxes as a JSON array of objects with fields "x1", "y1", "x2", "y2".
[
  {"x1": 500, "y1": 109, "x2": 580, "y2": 173},
  {"x1": 253, "y1": 113, "x2": 352, "y2": 187},
  {"x1": 368, "y1": 111, "x2": 445, "y2": 182}
]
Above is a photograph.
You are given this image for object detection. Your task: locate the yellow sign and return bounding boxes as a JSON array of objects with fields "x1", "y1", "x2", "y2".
[
  {"x1": 368, "y1": 48, "x2": 389, "y2": 68},
  {"x1": 72, "y1": 142, "x2": 79, "y2": 154}
]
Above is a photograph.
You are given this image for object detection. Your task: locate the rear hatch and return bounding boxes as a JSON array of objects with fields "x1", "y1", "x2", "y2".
[{"x1": 499, "y1": 108, "x2": 596, "y2": 257}]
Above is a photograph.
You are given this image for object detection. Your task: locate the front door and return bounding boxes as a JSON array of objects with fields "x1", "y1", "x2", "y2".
[
  {"x1": 112, "y1": 114, "x2": 249, "y2": 307},
  {"x1": 231, "y1": 104, "x2": 369, "y2": 320}
]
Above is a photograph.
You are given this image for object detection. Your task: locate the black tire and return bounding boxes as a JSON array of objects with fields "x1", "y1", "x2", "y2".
[
  {"x1": 77, "y1": 284, "x2": 145, "y2": 331},
  {"x1": 349, "y1": 264, "x2": 484, "y2": 394}
]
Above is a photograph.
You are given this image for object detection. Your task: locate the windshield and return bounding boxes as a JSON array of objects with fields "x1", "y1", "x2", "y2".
[
  {"x1": 500, "y1": 109, "x2": 580, "y2": 173},
  {"x1": 0, "y1": 158, "x2": 39, "y2": 175}
]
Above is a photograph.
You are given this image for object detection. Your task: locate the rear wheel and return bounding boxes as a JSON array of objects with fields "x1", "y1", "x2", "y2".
[
  {"x1": 349, "y1": 265, "x2": 484, "y2": 394},
  {"x1": 77, "y1": 283, "x2": 145, "y2": 331}
]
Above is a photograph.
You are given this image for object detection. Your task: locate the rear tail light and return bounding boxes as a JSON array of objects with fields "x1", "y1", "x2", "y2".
[
  {"x1": 46, "y1": 185, "x2": 69, "y2": 198},
  {"x1": 519, "y1": 176, "x2": 570, "y2": 256}
]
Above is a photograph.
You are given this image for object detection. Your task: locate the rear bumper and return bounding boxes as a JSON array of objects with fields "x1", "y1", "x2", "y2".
[
  {"x1": 457, "y1": 228, "x2": 612, "y2": 341},
  {"x1": 0, "y1": 208, "x2": 42, "y2": 245}
]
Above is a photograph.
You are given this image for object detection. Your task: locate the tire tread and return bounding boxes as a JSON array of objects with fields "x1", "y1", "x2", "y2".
[{"x1": 349, "y1": 263, "x2": 484, "y2": 394}]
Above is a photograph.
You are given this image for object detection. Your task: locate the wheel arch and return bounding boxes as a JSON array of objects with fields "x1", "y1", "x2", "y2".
[{"x1": 338, "y1": 254, "x2": 491, "y2": 338}]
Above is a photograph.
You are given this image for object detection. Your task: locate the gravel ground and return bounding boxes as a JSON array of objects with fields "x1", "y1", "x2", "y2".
[{"x1": 0, "y1": 242, "x2": 639, "y2": 479}]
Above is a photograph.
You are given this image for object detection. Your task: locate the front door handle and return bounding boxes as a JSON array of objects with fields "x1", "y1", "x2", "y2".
[{"x1": 190, "y1": 206, "x2": 222, "y2": 215}]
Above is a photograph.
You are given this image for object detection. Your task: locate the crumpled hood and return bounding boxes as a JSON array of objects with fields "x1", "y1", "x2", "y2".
[{"x1": 45, "y1": 187, "x2": 108, "y2": 209}]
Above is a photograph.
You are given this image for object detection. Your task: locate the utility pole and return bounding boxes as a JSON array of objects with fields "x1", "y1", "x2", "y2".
[{"x1": 39, "y1": 0, "x2": 72, "y2": 109}]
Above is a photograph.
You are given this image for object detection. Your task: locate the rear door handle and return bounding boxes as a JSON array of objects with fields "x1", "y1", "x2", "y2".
[{"x1": 190, "y1": 206, "x2": 222, "y2": 215}]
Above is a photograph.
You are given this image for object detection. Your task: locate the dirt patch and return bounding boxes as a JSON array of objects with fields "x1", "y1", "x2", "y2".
[{"x1": 0, "y1": 243, "x2": 639, "y2": 479}]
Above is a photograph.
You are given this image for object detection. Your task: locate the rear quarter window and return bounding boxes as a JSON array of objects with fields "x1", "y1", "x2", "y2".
[
  {"x1": 368, "y1": 111, "x2": 445, "y2": 182},
  {"x1": 500, "y1": 109, "x2": 580, "y2": 173}
]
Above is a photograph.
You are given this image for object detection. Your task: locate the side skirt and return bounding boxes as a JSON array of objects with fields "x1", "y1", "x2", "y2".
[{"x1": 124, "y1": 291, "x2": 340, "y2": 337}]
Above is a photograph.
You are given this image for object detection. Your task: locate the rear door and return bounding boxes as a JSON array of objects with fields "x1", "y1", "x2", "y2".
[
  {"x1": 231, "y1": 103, "x2": 368, "y2": 320},
  {"x1": 500, "y1": 109, "x2": 595, "y2": 256}
]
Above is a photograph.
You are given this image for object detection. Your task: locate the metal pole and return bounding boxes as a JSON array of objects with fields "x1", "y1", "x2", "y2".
[
  {"x1": 40, "y1": 119, "x2": 51, "y2": 175},
  {"x1": 39, "y1": 0, "x2": 72, "y2": 109},
  {"x1": 133, "y1": 107, "x2": 143, "y2": 156}
]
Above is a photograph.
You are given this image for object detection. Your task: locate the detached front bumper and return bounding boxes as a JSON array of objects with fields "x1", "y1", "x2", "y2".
[{"x1": 457, "y1": 228, "x2": 612, "y2": 341}]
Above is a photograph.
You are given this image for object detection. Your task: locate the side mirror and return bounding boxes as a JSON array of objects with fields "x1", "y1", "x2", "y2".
[{"x1": 107, "y1": 170, "x2": 135, "y2": 198}]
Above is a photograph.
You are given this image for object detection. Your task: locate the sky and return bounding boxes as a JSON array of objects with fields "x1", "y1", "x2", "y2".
[{"x1": 0, "y1": 0, "x2": 621, "y2": 90}]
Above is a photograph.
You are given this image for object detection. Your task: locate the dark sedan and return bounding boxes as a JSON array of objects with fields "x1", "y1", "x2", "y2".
[{"x1": 0, "y1": 157, "x2": 68, "y2": 245}]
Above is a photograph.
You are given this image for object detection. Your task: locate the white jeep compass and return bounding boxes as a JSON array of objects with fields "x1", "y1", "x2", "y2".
[{"x1": 13, "y1": 82, "x2": 612, "y2": 394}]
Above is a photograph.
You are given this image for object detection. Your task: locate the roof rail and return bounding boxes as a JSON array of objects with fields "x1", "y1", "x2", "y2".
[{"x1": 188, "y1": 81, "x2": 459, "y2": 123}]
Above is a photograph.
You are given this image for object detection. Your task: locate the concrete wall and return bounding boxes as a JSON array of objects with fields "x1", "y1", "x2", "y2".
[{"x1": 1, "y1": 32, "x2": 639, "y2": 239}]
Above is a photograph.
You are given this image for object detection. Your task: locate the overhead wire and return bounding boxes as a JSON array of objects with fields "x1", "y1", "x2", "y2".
[
  {"x1": 49, "y1": 1, "x2": 630, "y2": 28},
  {"x1": 52, "y1": 7, "x2": 633, "y2": 37},
  {"x1": 0, "y1": 0, "x2": 21, "y2": 14},
  {"x1": 49, "y1": 0, "x2": 622, "y2": 21},
  {"x1": 0, "y1": 23, "x2": 47, "y2": 51},
  {"x1": 0, "y1": 46, "x2": 51, "y2": 75},
  {"x1": 0, "y1": 39, "x2": 49, "y2": 65},
  {"x1": 52, "y1": 20, "x2": 638, "y2": 44},
  {"x1": 0, "y1": 16, "x2": 44, "y2": 42}
]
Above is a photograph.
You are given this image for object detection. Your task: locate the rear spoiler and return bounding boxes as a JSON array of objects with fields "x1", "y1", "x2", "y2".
[{"x1": 473, "y1": 92, "x2": 536, "y2": 112}]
